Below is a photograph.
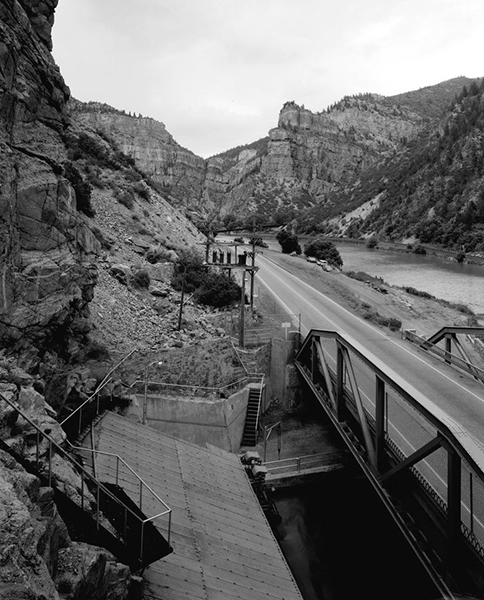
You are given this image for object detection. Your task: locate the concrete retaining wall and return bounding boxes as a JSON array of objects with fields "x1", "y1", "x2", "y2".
[{"x1": 143, "y1": 387, "x2": 249, "y2": 452}]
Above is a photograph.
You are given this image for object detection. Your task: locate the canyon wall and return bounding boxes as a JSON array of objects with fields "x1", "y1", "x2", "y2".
[{"x1": 0, "y1": 0, "x2": 100, "y2": 360}]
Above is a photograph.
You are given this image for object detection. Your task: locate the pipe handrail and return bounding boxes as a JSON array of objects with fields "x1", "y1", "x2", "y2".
[
  {"x1": 254, "y1": 375, "x2": 265, "y2": 440},
  {"x1": 60, "y1": 348, "x2": 137, "y2": 428},
  {"x1": 264, "y1": 451, "x2": 344, "y2": 473},
  {"x1": 0, "y1": 390, "x2": 172, "y2": 554},
  {"x1": 143, "y1": 374, "x2": 263, "y2": 395}
]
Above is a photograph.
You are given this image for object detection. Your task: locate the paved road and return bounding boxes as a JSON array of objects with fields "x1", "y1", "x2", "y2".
[{"x1": 255, "y1": 252, "x2": 484, "y2": 454}]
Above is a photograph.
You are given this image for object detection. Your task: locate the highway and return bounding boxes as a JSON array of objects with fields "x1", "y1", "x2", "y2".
[{"x1": 255, "y1": 252, "x2": 484, "y2": 452}]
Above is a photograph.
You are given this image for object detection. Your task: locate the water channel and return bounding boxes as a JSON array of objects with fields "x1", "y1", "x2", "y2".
[{"x1": 273, "y1": 475, "x2": 442, "y2": 600}]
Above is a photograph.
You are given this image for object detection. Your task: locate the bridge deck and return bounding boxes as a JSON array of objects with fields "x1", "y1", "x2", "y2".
[{"x1": 88, "y1": 412, "x2": 303, "y2": 600}]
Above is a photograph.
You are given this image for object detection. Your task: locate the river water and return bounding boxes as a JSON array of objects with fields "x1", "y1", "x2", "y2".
[
  {"x1": 335, "y1": 244, "x2": 484, "y2": 315},
  {"x1": 273, "y1": 475, "x2": 441, "y2": 600}
]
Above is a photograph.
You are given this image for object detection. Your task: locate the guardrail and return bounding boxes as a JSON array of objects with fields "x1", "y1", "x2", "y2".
[
  {"x1": 71, "y1": 443, "x2": 172, "y2": 545},
  {"x1": 0, "y1": 390, "x2": 171, "y2": 565},
  {"x1": 264, "y1": 451, "x2": 344, "y2": 475},
  {"x1": 404, "y1": 329, "x2": 484, "y2": 384},
  {"x1": 141, "y1": 375, "x2": 264, "y2": 400}
]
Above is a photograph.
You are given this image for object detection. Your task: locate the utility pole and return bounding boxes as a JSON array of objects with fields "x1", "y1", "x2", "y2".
[
  {"x1": 239, "y1": 270, "x2": 246, "y2": 347},
  {"x1": 177, "y1": 266, "x2": 187, "y2": 330},
  {"x1": 249, "y1": 237, "x2": 256, "y2": 311}
]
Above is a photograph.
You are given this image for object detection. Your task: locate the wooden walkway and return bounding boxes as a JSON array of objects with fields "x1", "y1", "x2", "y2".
[{"x1": 88, "y1": 412, "x2": 303, "y2": 600}]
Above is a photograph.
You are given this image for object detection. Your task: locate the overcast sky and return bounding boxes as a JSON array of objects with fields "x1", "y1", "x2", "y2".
[{"x1": 52, "y1": 0, "x2": 483, "y2": 158}]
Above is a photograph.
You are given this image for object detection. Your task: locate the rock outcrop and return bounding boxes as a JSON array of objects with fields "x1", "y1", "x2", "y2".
[
  {"x1": 68, "y1": 101, "x2": 209, "y2": 218},
  {"x1": 0, "y1": 0, "x2": 100, "y2": 360}
]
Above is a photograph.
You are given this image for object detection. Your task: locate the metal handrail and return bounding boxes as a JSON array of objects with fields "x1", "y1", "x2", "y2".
[
  {"x1": 264, "y1": 451, "x2": 344, "y2": 474},
  {"x1": 60, "y1": 349, "x2": 137, "y2": 434},
  {"x1": 142, "y1": 375, "x2": 263, "y2": 399},
  {"x1": 69, "y1": 443, "x2": 172, "y2": 543},
  {"x1": 254, "y1": 375, "x2": 265, "y2": 441},
  {"x1": 0, "y1": 390, "x2": 172, "y2": 561}
]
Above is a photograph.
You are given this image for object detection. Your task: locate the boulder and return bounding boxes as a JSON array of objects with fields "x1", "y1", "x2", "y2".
[{"x1": 55, "y1": 542, "x2": 131, "y2": 600}]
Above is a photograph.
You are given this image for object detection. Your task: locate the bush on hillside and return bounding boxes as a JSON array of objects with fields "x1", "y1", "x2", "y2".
[
  {"x1": 195, "y1": 272, "x2": 241, "y2": 308},
  {"x1": 131, "y1": 269, "x2": 150, "y2": 289},
  {"x1": 171, "y1": 248, "x2": 207, "y2": 293}
]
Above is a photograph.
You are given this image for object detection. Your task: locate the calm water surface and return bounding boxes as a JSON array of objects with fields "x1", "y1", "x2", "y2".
[{"x1": 336, "y1": 244, "x2": 484, "y2": 315}]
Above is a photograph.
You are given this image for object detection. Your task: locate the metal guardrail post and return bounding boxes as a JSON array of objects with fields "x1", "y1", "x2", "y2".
[
  {"x1": 140, "y1": 521, "x2": 145, "y2": 563},
  {"x1": 96, "y1": 481, "x2": 100, "y2": 531},
  {"x1": 48, "y1": 440, "x2": 52, "y2": 487},
  {"x1": 36, "y1": 431, "x2": 40, "y2": 470}
]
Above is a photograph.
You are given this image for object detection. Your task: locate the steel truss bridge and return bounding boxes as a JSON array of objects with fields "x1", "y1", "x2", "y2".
[{"x1": 295, "y1": 329, "x2": 484, "y2": 600}]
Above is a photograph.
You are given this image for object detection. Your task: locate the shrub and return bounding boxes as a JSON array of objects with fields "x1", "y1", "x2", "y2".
[
  {"x1": 366, "y1": 236, "x2": 379, "y2": 249},
  {"x1": 131, "y1": 269, "x2": 150, "y2": 289},
  {"x1": 404, "y1": 286, "x2": 434, "y2": 299},
  {"x1": 133, "y1": 181, "x2": 150, "y2": 202},
  {"x1": 195, "y1": 272, "x2": 241, "y2": 308},
  {"x1": 171, "y1": 248, "x2": 207, "y2": 293},
  {"x1": 303, "y1": 237, "x2": 343, "y2": 267},
  {"x1": 115, "y1": 189, "x2": 135, "y2": 209}
]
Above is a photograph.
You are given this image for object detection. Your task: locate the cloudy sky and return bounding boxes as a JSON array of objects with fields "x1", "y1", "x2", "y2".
[{"x1": 52, "y1": 0, "x2": 483, "y2": 158}]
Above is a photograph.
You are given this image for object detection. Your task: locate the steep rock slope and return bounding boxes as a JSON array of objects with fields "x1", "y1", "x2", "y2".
[{"x1": 0, "y1": 0, "x2": 99, "y2": 358}]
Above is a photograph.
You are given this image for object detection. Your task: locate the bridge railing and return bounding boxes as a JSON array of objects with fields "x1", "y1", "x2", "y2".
[{"x1": 403, "y1": 329, "x2": 484, "y2": 384}]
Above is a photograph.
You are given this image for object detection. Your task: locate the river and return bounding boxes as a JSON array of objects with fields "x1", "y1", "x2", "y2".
[{"x1": 334, "y1": 244, "x2": 484, "y2": 315}]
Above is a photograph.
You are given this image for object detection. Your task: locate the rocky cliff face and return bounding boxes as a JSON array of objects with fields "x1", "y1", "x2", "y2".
[
  {"x1": 0, "y1": 0, "x2": 100, "y2": 361},
  {"x1": 69, "y1": 101, "x2": 211, "y2": 219},
  {"x1": 69, "y1": 79, "x2": 473, "y2": 230},
  {"x1": 71, "y1": 95, "x2": 427, "y2": 226}
]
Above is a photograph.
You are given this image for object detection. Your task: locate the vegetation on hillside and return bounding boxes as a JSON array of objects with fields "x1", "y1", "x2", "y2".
[{"x1": 302, "y1": 78, "x2": 484, "y2": 252}]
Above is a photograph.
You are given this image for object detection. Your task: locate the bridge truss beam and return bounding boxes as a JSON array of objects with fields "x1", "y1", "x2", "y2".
[{"x1": 295, "y1": 329, "x2": 484, "y2": 599}]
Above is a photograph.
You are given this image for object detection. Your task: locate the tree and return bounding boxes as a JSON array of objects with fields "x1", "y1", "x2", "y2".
[
  {"x1": 276, "y1": 229, "x2": 301, "y2": 254},
  {"x1": 196, "y1": 272, "x2": 241, "y2": 308},
  {"x1": 303, "y1": 237, "x2": 343, "y2": 268}
]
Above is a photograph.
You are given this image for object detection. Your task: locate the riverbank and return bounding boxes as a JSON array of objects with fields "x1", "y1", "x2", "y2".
[
  {"x1": 259, "y1": 247, "x2": 484, "y2": 360},
  {"x1": 317, "y1": 235, "x2": 484, "y2": 266}
]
